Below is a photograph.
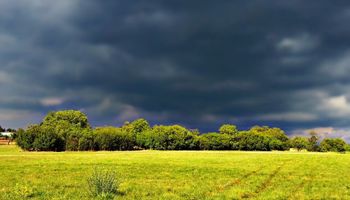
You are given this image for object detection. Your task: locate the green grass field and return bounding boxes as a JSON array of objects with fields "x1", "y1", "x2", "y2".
[{"x1": 0, "y1": 145, "x2": 349, "y2": 200}]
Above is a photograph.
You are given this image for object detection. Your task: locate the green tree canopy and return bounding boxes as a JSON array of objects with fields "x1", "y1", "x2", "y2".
[
  {"x1": 43, "y1": 110, "x2": 90, "y2": 129},
  {"x1": 290, "y1": 137, "x2": 309, "y2": 151},
  {"x1": 320, "y1": 138, "x2": 347, "y2": 152},
  {"x1": 250, "y1": 126, "x2": 289, "y2": 142},
  {"x1": 122, "y1": 118, "x2": 150, "y2": 135},
  {"x1": 219, "y1": 124, "x2": 238, "y2": 135}
]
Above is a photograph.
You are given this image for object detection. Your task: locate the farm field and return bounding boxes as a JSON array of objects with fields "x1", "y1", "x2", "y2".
[{"x1": 0, "y1": 145, "x2": 349, "y2": 199}]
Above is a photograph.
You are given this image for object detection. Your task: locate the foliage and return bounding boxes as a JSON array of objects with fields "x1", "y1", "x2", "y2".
[
  {"x1": 199, "y1": 133, "x2": 231, "y2": 150},
  {"x1": 78, "y1": 130, "x2": 97, "y2": 151},
  {"x1": 233, "y1": 131, "x2": 270, "y2": 151},
  {"x1": 16, "y1": 110, "x2": 92, "y2": 151},
  {"x1": 0, "y1": 125, "x2": 5, "y2": 132},
  {"x1": 232, "y1": 129, "x2": 289, "y2": 151},
  {"x1": 290, "y1": 137, "x2": 309, "y2": 151},
  {"x1": 32, "y1": 125, "x2": 65, "y2": 151},
  {"x1": 87, "y1": 168, "x2": 119, "y2": 199},
  {"x1": 42, "y1": 110, "x2": 90, "y2": 129},
  {"x1": 346, "y1": 144, "x2": 350, "y2": 152},
  {"x1": 122, "y1": 118, "x2": 150, "y2": 135},
  {"x1": 219, "y1": 124, "x2": 237, "y2": 135},
  {"x1": 320, "y1": 138, "x2": 347, "y2": 152},
  {"x1": 137, "y1": 125, "x2": 199, "y2": 150},
  {"x1": 307, "y1": 131, "x2": 319, "y2": 152},
  {"x1": 16, "y1": 126, "x2": 37, "y2": 151},
  {"x1": 94, "y1": 127, "x2": 135, "y2": 151},
  {"x1": 14, "y1": 110, "x2": 349, "y2": 152},
  {"x1": 250, "y1": 126, "x2": 289, "y2": 142}
]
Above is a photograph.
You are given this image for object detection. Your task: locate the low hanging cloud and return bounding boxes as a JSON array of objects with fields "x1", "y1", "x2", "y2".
[
  {"x1": 276, "y1": 33, "x2": 319, "y2": 54},
  {"x1": 292, "y1": 127, "x2": 350, "y2": 142}
]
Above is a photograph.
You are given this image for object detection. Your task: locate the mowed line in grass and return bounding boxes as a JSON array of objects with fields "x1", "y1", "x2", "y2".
[{"x1": 0, "y1": 145, "x2": 350, "y2": 199}]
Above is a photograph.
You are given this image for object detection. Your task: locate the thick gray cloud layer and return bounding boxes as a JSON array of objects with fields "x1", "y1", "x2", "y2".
[{"x1": 1, "y1": 1, "x2": 350, "y2": 136}]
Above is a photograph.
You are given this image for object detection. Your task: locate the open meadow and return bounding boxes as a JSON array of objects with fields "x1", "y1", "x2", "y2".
[{"x1": 0, "y1": 145, "x2": 349, "y2": 200}]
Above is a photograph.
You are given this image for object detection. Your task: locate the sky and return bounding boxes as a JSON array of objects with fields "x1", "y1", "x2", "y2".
[{"x1": 1, "y1": 1, "x2": 350, "y2": 140}]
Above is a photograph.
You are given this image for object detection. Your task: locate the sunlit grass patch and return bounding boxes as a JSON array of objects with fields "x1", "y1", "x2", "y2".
[{"x1": 0, "y1": 145, "x2": 349, "y2": 199}]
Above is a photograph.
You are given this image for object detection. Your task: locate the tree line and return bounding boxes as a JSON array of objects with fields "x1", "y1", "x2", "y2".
[
  {"x1": 0, "y1": 126, "x2": 16, "y2": 133},
  {"x1": 15, "y1": 110, "x2": 350, "y2": 152}
]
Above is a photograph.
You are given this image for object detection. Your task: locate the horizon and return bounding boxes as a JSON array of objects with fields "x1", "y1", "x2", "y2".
[{"x1": 1, "y1": 1, "x2": 350, "y2": 141}]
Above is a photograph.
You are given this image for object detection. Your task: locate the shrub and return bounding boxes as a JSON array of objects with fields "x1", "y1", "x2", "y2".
[
  {"x1": 346, "y1": 144, "x2": 350, "y2": 152},
  {"x1": 136, "y1": 129, "x2": 154, "y2": 149},
  {"x1": 16, "y1": 126, "x2": 37, "y2": 151},
  {"x1": 32, "y1": 127, "x2": 64, "y2": 151},
  {"x1": 94, "y1": 127, "x2": 135, "y2": 151},
  {"x1": 79, "y1": 131, "x2": 97, "y2": 151},
  {"x1": 87, "y1": 168, "x2": 119, "y2": 199}
]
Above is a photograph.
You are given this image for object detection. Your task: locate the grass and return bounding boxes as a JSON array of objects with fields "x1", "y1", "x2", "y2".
[{"x1": 0, "y1": 145, "x2": 349, "y2": 199}]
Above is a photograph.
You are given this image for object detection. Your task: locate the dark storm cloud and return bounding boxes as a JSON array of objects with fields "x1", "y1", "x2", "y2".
[{"x1": 2, "y1": 0, "x2": 350, "y2": 137}]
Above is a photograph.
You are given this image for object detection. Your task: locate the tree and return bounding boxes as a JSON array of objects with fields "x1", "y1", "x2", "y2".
[
  {"x1": 345, "y1": 144, "x2": 350, "y2": 152},
  {"x1": 94, "y1": 127, "x2": 135, "y2": 151},
  {"x1": 0, "y1": 126, "x2": 5, "y2": 132},
  {"x1": 307, "y1": 131, "x2": 319, "y2": 152},
  {"x1": 200, "y1": 133, "x2": 232, "y2": 150},
  {"x1": 137, "y1": 125, "x2": 198, "y2": 150},
  {"x1": 78, "y1": 130, "x2": 97, "y2": 151},
  {"x1": 16, "y1": 126, "x2": 38, "y2": 151},
  {"x1": 42, "y1": 110, "x2": 90, "y2": 129},
  {"x1": 233, "y1": 131, "x2": 271, "y2": 151},
  {"x1": 32, "y1": 126, "x2": 64, "y2": 151},
  {"x1": 219, "y1": 124, "x2": 237, "y2": 135},
  {"x1": 290, "y1": 137, "x2": 309, "y2": 151},
  {"x1": 320, "y1": 138, "x2": 347, "y2": 152},
  {"x1": 250, "y1": 126, "x2": 289, "y2": 142},
  {"x1": 6, "y1": 128, "x2": 16, "y2": 132},
  {"x1": 16, "y1": 110, "x2": 92, "y2": 151},
  {"x1": 129, "y1": 118, "x2": 151, "y2": 135},
  {"x1": 43, "y1": 110, "x2": 92, "y2": 150},
  {"x1": 65, "y1": 130, "x2": 82, "y2": 151}
]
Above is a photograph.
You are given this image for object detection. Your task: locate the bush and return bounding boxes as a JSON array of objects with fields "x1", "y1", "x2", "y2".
[
  {"x1": 16, "y1": 126, "x2": 37, "y2": 151},
  {"x1": 15, "y1": 110, "x2": 93, "y2": 151},
  {"x1": 32, "y1": 126, "x2": 64, "y2": 151},
  {"x1": 346, "y1": 144, "x2": 350, "y2": 152},
  {"x1": 87, "y1": 168, "x2": 119, "y2": 199},
  {"x1": 94, "y1": 127, "x2": 135, "y2": 151},
  {"x1": 79, "y1": 131, "x2": 97, "y2": 151}
]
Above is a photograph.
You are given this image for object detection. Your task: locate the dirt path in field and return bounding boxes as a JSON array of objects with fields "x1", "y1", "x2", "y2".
[
  {"x1": 217, "y1": 165, "x2": 266, "y2": 192},
  {"x1": 252, "y1": 163, "x2": 285, "y2": 196},
  {"x1": 240, "y1": 160, "x2": 291, "y2": 199},
  {"x1": 210, "y1": 164, "x2": 268, "y2": 199}
]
